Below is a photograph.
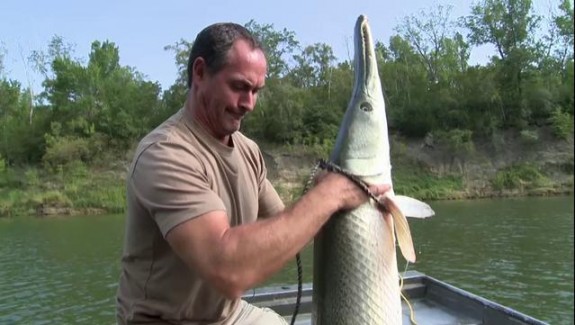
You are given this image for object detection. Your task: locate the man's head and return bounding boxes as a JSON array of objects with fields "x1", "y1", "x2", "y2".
[
  {"x1": 187, "y1": 23, "x2": 264, "y2": 89},
  {"x1": 187, "y1": 23, "x2": 267, "y2": 144}
]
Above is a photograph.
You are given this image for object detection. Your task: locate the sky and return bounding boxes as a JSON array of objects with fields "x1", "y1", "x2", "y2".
[{"x1": 0, "y1": 0, "x2": 559, "y2": 93}]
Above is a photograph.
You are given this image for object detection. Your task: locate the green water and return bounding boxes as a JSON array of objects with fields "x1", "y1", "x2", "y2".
[{"x1": 0, "y1": 195, "x2": 573, "y2": 324}]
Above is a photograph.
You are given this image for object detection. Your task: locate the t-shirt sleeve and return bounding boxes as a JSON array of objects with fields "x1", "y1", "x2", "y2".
[
  {"x1": 258, "y1": 178, "x2": 285, "y2": 219},
  {"x1": 130, "y1": 141, "x2": 226, "y2": 237},
  {"x1": 256, "y1": 151, "x2": 285, "y2": 219}
]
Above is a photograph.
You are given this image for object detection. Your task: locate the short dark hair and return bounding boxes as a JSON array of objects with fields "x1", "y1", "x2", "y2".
[{"x1": 187, "y1": 22, "x2": 264, "y2": 88}]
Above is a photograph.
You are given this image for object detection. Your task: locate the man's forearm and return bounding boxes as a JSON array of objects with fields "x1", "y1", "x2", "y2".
[{"x1": 216, "y1": 182, "x2": 341, "y2": 297}]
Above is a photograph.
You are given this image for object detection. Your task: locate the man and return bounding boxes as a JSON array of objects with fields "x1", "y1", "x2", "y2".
[{"x1": 116, "y1": 22, "x2": 390, "y2": 324}]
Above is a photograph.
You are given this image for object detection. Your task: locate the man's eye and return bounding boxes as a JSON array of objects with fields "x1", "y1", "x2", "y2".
[{"x1": 232, "y1": 83, "x2": 247, "y2": 91}]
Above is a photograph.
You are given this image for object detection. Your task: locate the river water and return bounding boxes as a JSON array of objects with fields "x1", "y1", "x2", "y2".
[{"x1": 0, "y1": 195, "x2": 573, "y2": 324}]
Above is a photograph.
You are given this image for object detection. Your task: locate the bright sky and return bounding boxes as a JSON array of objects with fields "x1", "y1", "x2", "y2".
[{"x1": 0, "y1": 0, "x2": 558, "y2": 92}]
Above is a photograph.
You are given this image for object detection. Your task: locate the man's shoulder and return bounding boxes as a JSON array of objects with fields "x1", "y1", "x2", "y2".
[
  {"x1": 139, "y1": 109, "x2": 204, "y2": 151},
  {"x1": 140, "y1": 110, "x2": 190, "y2": 145},
  {"x1": 130, "y1": 112, "x2": 203, "y2": 174}
]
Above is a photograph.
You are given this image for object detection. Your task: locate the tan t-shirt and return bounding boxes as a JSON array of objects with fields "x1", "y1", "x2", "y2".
[{"x1": 116, "y1": 108, "x2": 285, "y2": 325}]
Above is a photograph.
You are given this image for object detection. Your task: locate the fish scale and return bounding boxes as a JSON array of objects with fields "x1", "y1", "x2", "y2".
[{"x1": 315, "y1": 203, "x2": 401, "y2": 324}]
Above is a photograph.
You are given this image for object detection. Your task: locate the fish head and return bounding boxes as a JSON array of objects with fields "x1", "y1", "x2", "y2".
[{"x1": 331, "y1": 15, "x2": 391, "y2": 183}]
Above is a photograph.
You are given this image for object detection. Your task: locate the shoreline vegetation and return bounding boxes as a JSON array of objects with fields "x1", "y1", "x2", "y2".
[
  {"x1": 1, "y1": 129, "x2": 572, "y2": 218},
  {"x1": 1, "y1": 2, "x2": 573, "y2": 217}
]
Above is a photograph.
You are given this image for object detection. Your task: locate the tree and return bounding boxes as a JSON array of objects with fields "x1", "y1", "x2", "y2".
[
  {"x1": 34, "y1": 37, "x2": 162, "y2": 160},
  {"x1": 396, "y1": 5, "x2": 469, "y2": 86},
  {"x1": 288, "y1": 43, "x2": 337, "y2": 89},
  {"x1": 546, "y1": 0, "x2": 574, "y2": 69},
  {"x1": 163, "y1": 39, "x2": 194, "y2": 88},
  {"x1": 0, "y1": 44, "x2": 5, "y2": 77},
  {"x1": 378, "y1": 35, "x2": 435, "y2": 136},
  {"x1": 463, "y1": 0, "x2": 541, "y2": 127},
  {"x1": 245, "y1": 20, "x2": 300, "y2": 79},
  {"x1": 0, "y1": 79, "x2": 47, "y2": 164}
]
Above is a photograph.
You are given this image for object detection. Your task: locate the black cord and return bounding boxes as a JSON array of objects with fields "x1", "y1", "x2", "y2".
[
  {"x1": 290, "y1": 252, "x2": 303, "y2": 325},
  {"x1": 290, "y1": 162, "x2": 320, "y2": 325}
]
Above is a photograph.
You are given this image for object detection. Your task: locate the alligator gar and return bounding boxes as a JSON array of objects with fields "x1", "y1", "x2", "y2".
[{"x1": 312, "y1": 15, "x2": 435, "y2": 324}]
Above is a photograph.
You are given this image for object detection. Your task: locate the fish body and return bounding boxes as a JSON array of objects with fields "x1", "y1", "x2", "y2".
[{"x1": 312, "y1": 15, "x2": 434, "y2": 325}]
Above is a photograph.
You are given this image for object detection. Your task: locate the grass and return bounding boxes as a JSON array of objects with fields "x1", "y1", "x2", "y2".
[
  {"x1": 0, "y1": 161, "x2": 126, "y2": 218},
  {"x1": 491, "y1": 163, "x2": 552, "y2": 192},
  {"x1": 392, "y1": 159, "x2": 465, "y2": 200}
]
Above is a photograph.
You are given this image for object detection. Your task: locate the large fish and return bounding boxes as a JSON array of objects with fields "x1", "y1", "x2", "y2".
[{"x1": 312, "y1": 15, "x2": 435, "y2": 324}]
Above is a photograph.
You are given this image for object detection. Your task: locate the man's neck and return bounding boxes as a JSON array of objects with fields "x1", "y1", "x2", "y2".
[{"x1": 184, "y1": 97, "x2": 232, "y2": 146}]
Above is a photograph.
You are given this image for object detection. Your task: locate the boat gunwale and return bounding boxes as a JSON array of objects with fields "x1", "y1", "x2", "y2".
[{"x1": 242, "y1": 270, "x2": 548, "y2": 325}]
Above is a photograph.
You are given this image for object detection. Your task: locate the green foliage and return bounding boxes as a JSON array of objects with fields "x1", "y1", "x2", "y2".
[
  {"x1": 0, "y1": 189, "x2": 26, "y2": 217},
  {"x1": 43, "y1": 132, "x2": 91, "y2": 168},
  {"x1": 0, "y1": 79, "x2": 38, "y2": 164},
  {"x1": 393, "y1": 159, "x2": 464, "y2": 200},
  {"x1": 522, "y1": 79, "x2": 557, "y2": 122},
  {"x1": 163, "y1": 39, "x2": 194, "y2": 87},
  {"x1": 1, "y1": 10, "x2": 573, "y2": 166},
  {"x1": 30, "y1": 190, "x2": 73, "y2": 208},
  {"x1": 395, "y1": 4, "x2": 469, "y2": 85},
  {"x1": 24, "y1": 168, "x2": 40, "y2": 187},
  {"x1": 434, "y1": 129, "x2": 475, "y2": 155},
  {"x1": 0, "y1": 165, "x2": 20, "y2": 188},
  {"x1": 245, "y1": 20, "x2": 300, "y2": 78},
  {"x1": 463, "y1": 0, "x2": 545, "y2": 128},
  {"x1": 0, "y1": 154, "x2": 5, "y2": 174},
  {"x1": 491, "y1": 163, "x2": 550, "y2": 190},
  {"x1": 549, "y1": 107, "x2": 574, "y2": 139},
  {"x1": 0, "y1": 160, "x2": 126, "y2": 217}
]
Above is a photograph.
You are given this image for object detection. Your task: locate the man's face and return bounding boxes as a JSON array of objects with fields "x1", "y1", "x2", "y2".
[{"x1": 195, "y1": 39, "x2": 267, "y2": 141}]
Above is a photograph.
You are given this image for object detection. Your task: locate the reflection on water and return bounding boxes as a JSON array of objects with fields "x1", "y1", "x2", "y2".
[{"x1": 0, "y1": 196, "x2": 573, "y2": 324}]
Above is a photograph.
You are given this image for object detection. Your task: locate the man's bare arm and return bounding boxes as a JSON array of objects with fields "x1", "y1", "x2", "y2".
[{"x1": 166, "y1": 173, "x2": 390, "y2": 299}]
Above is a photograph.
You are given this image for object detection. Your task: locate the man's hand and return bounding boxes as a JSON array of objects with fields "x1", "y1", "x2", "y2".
[{"x1": 314, "y1": 172, "x2": 391, "y2": 211}]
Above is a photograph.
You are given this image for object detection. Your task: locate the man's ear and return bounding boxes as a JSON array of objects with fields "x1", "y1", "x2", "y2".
[{"x1": 192, "y1": 57, "x2": 206, "y2": 82}]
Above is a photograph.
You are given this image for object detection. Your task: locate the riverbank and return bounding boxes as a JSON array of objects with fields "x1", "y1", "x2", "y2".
[
  {"x1": 262, "y1": 127, "x2": 574, "y2": 203},
  {"x1": 0, "y1": 128, "x2": 573, "y2": 218}
]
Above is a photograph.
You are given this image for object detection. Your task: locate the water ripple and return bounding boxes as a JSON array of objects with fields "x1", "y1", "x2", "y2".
[{"x1": 0, "y1": 197, "x2": 573, "y2": 324}]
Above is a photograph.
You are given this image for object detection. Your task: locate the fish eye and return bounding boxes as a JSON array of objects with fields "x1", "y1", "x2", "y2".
[{"x1": 360, "y1": 102, "x2": 373, "y2": 112}]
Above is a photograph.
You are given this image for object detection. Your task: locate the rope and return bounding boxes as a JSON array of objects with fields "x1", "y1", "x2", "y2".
[{"x1": 399, "y1": 262, "x2": 418, "y2": 324}]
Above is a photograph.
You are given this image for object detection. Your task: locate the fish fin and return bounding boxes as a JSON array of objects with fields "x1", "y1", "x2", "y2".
[
  {"x1": 393, "y1": 195, "x2": 435, "y2": 219},
  {"x1": 379, "y1": 195, "x2": 416, "y2": 263}
]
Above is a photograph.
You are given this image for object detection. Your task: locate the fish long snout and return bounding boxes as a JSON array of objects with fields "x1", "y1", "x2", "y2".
[{"x1": 354, "y1": 15, "x2": 379, "y2": 97}]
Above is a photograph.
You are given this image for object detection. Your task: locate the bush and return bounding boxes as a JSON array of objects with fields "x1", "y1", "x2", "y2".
[
  {"x1": 43, "y1": 135, "x2": 91, "y2": 168},
  {"x1": 0, "y1": 154, "x2": 5, "y2": 174},
  {"x1": 491, "y1": 163, "x2": 549, "y2": 191},
  {"x1": 25, "y1": 168, "x2": 40, "y2": 187},
  {"x1": 29, "y1": 190, "x2": 73, "y2": 208},
  {"x1": 434, "y1": 129, "x2": 475, "y2": 154},
  {"x1": 549, "y1": 108, "x2": 574, "y2": 140}
]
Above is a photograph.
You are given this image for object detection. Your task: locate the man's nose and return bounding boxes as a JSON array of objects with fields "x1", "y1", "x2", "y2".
[{"x1": 239, "y1": 91, "x2": 256, "y2": 112}]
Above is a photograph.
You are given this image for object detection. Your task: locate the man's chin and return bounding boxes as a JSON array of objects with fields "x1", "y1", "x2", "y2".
[{"x1": 224, "y1": 121, "x2": 242, "y2": 134}]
